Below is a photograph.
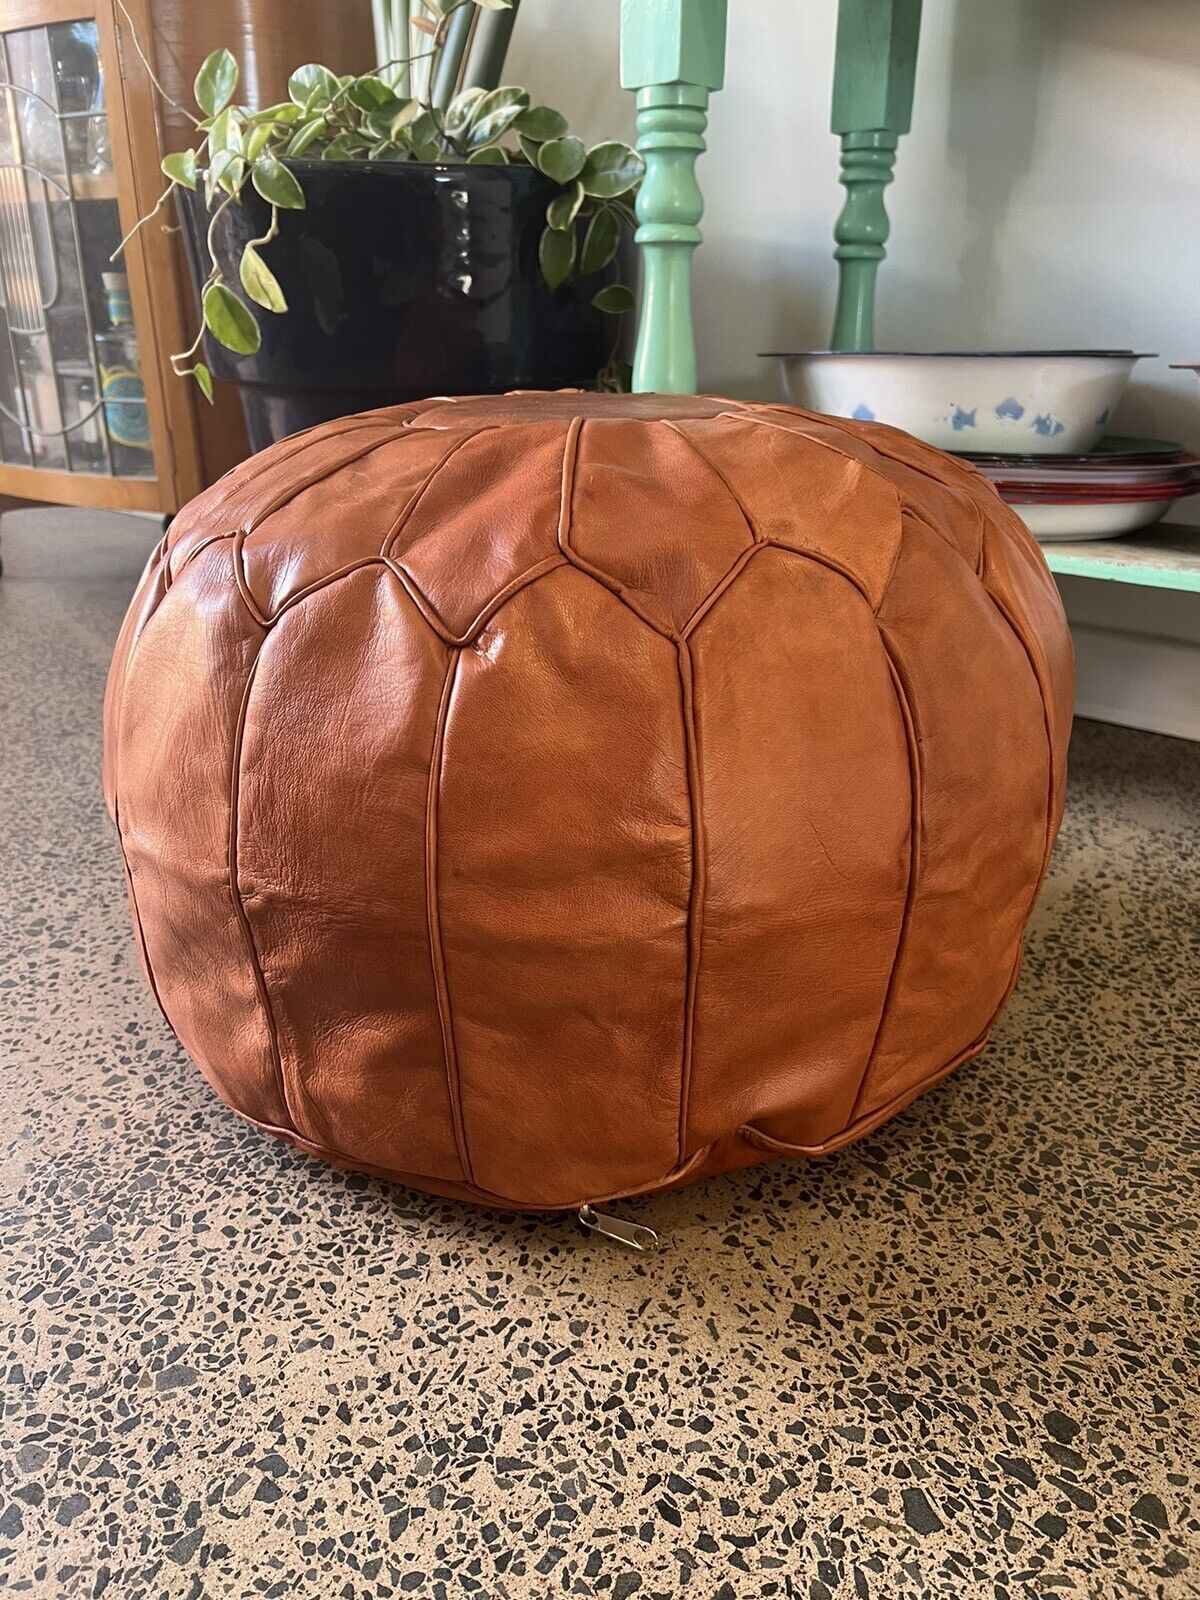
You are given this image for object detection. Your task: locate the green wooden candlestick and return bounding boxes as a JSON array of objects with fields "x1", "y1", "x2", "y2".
[
  {"x1": 829, "y1": 0, "x2": 922, "y2": 352},
  {"x1": 620, "y1": 0, "x2": 727, "y2": 394}
]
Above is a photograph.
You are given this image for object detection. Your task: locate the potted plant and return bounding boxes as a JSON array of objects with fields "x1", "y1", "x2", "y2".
[{"x1": 123, "y1": 0, "x2": 641, "y2": 448}]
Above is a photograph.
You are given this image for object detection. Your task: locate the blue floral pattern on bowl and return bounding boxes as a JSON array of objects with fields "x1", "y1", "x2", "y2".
[{"x1": 767, "y1": 352, "x2": 1151, "y2": 455}]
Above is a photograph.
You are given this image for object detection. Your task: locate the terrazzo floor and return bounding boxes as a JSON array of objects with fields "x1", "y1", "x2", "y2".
[{"x1": 0, "y1": 507, "x2": 1197, "y2": 1600}]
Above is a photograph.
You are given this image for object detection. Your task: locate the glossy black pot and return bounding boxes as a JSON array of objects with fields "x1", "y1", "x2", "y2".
[{"x1": 178, "y1": 161, "x2": 614, "y2": 450}]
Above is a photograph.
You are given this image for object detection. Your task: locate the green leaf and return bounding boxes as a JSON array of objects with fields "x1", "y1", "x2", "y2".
[
  {"x1": 445, "y1": 87, "x2": 486, "y2": 138},
  {"x1": 591, "y1": 282, "x2": 634, "y2": 314},
  {"x1": 191, "y1": 362, "x2": 214, "y2": 403},
  {"x1": 206, "y1": 149, "x2": 245, "y2": 200},
  {"x1": 321, "y1": 132, "x2": 368, "y2": 161},
  {"x1": 244, "y1": 121, "x2": 275, "y2": 162},
  {"x1": 239, "y1": 244, "x2": 287, "y2": 313},
  {"x1": 467, "y1": 146, "x2": 507, "y2": 165},
  {"x1": 579, "y1": 141, "x2": 645, "y2": 200},
  {"x1": 364, "y1": 99, "x2": 418, "y2": 142},
  {"x1": 472, "y1": 0, "x2": 513, "y2": 9},
  {"x1": 249, "y1": 101, "x2": 300, "y2": 124},
  {"x1": 467, "y1": 86, "x2": 529, "y2": 148},
  {"x1": 539, "y1": 224, "x2": 575, "y2": 290},
  {"x1": 536, "y1": 136, "x2": 585, "y2": 184},
  {"x1": 580, "y1": 207, "x2": 620, "y2": 275},
  {"x1": 515, "y1": 105, "x2": 567, "y2": 143},
  {"x1": 406, "y1": 110, "x2": 444, "y2": 162},
  {"x1": 546, "y1": 181, "x2": 583, "y2": 231},
  {"x1": 286, "y1": 117, "x2": 326, "y2": 158},
  {"x1": 287, "y1": 63, "x2": 339, "y2": 110},
  {"x1": 160, "y1": 149, "x2": 196, "y2": 190},
  {"x1": 251, "y1": 156, "x2": 305, "y2": 209},
  {"x1": 207, "y1": 106, "x2": 242, "y2": 154},
  {"x1": 202, "y1": 283, "x2": 260, "y2": 354},
  {"x1": 346, "y1": 75, "x2": 400, "y2": 113},
  {"x1": 194, "y1": 49, "x2": 237, "y2": 117}
]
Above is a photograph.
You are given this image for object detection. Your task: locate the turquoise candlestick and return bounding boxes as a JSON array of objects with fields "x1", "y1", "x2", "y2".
[
  {"x1": 620, "y1": 0, "x2": 727, "y2": 395},
  {"x1": 829, "y1": 0, "x2": 922, "y2": 353}
]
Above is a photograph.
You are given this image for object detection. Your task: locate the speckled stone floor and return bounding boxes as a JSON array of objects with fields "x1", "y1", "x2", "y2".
[{"x1": 0, "y1": 507, "x2": 1197, "y2": 1600}]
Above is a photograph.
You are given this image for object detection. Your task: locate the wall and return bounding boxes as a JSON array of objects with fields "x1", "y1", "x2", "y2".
[{"x1": 507, "y1": 0, "x2": 1200, "y2": 520}]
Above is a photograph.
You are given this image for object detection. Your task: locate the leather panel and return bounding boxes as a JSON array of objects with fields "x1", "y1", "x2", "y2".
[
  {"x1": 687, "y1": 546, "x2": 911, "y2": 1151},
  {"x1": 391, "y1": 424, "x2": 566, "y2": 640},
  {"x1": 103, "y1": 542, "x2": 166, "y2": 822},
  {"x1": 863, "y1": 515, "x2": 1053, "y2": 1110},
  {"x1": 240, "y1": 428, "x2": 460, "y2": 618},
  {"x1": 672, "y1": 415, "x2": 903, "y2": 607},
  {"x1": 567, "y1": 417, "x2": 753, "y2": 636},
  {"x1": 436, "y1": 565, "x2": 690, "y2": 1205},
  {"x1": 165, "y1": 418, "x2": 407, "y2": 575},
  {"x1": 112, "y1": 543, "x2": 287, "y2": 1128},
  {"x1": 234, "y1": 567, "x2": 464, "y2": 1180}
]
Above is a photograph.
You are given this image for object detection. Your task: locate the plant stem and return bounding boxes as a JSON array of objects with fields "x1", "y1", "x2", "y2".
[
  {"x1": 246, "y1": 204, "x2": 280, "y2": 252},
  {"x1": 108, "y1": 181, "x2": 175, "y2": 262},
  {"x1": 113, "y1": 0, "x2": 199, "y2": 126}
]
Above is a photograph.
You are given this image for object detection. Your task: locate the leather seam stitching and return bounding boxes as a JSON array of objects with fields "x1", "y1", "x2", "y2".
[
  {"x1": 742, "y1": 1027, "x2": 987, "y2": 1157},
  {"x1": 426, "y1": 648, "x2": 474, "y2": 1187},
  {"x1": 162, "y1": 416, "x2": 391, "y2": 563},
  {"x1": 232, "y1": 532, "x2": 270, "y2": 626},
  {"x1": 221, "y1": 1105, "x2": 716, "y2": 1213},
  {"x1": 660, "y1": 418, "x2": 760, "y2": 546},
  {"x1": 676, "y1": 639, "x2": 705, "y2": 1166},
  {"x1": 847, "y1": 632, "x2": 923, "y2": 1125},
  {"x1": 713, "y1": 409, "x2": 924, "y2": 607},
  {"x1": 681, "y1": 543, "x2": 764, "y2": 637},
  {"x1": 169, "y1": 424, "x2": 409, "y2": 588},
  {"x1": 394, "y1": 553, "x2": 569, "y2": 645},
  {"x1": 556, "y1": 416, "x2": 679, "y2": 641},
  {"x1": 168, "y1": 529, "x2": 236, "y2": 586},
  {"x1": 244, "y1": 426, "x2": 407, "y2": 532},
  {"x1": 979, "y1": 570, "x2": 1060, "y2": 890},
  {"x1": 762, "y1": 538, "x2": 881, "y2": 612},
  {"x1": 229, "y1": 636, "x2": 298, "y2": 1133},
  {"x1": 381, "y1": 426, "x2": 496, "y2": 559},
  {"x1": 226, "y1": 554, "x2": 571, "y2": 645},
  {"x1": 236, "y1": 425, "x2": 412, "y2": 537}
]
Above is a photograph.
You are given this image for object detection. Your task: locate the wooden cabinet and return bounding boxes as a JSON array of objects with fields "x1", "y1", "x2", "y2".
[{"x1": 0, "y1": 0, "x2": 209, "y2": 515}]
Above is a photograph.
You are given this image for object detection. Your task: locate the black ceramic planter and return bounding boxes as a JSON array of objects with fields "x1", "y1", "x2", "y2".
[{"x1": 179, "y1": 160, "x2": 614, "y2": 450}]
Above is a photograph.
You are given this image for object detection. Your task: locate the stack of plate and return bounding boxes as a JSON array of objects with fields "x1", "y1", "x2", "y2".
[{"x1": 955, "y1": 436, "x2": 1200, "y2": 542}]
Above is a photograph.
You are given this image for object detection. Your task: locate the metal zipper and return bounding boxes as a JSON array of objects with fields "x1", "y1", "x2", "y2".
[{"x1": 577, "y1": 1204, "x2": 659, "y2": 1251}]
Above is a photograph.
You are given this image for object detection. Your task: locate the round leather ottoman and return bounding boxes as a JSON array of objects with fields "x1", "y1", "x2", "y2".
[{"x1": 104, "y1": 392, "x2": 1074, "y2": 1211}]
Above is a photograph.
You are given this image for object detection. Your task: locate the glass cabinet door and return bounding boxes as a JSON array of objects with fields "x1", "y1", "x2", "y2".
[{"x1": 0, "y1": 13, "x2": 153, "y2": 481}]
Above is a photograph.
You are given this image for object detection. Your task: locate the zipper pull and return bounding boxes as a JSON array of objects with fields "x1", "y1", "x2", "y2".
[{"x1": 577, "y1": 1204, "x2": 659, "y2": 1252}]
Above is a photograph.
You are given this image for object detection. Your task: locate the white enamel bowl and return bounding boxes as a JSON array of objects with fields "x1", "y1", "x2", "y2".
[
  {"x1": 764, "y1": 351, "x2": 1153, "y2": 455},
  {"x1": 1014, "y1": 498, "x2": 1173, "y2": 542}
]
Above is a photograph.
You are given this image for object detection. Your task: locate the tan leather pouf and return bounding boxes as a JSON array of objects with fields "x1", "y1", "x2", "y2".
[{"x1": 104, "y1": 392, "x2": 1074, "y2": 1212}]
